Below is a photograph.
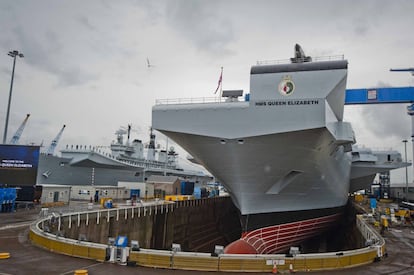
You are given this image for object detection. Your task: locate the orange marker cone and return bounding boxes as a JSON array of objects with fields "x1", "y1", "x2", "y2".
[{"x1": 272, "y1": 262, "x2": 278, "y2": 274}]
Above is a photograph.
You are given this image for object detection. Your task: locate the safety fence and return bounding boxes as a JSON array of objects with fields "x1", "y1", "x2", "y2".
[
  {"x1": 30, "y1": 207, "x2": 385, "y2": 272},
  {"x1": 128, "y1": 245, "x2": 380, "y2": 272}
]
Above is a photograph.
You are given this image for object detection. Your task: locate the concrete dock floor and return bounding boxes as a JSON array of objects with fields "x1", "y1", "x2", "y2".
[{"x1": 1, "y1": 202, "x2": 414, "y2": 274}]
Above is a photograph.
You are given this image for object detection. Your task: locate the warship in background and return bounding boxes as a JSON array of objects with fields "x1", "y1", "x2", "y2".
[
  {"x1": 152, "y1": 44, "x2": 408, "y2": 254},
  {"x1": 37, "y1": 125, "x2": 211, "y2": 187}
]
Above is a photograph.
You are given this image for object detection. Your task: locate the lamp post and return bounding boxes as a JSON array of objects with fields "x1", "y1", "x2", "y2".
[
  {"x1": 403, "y1": 139, "x2": 408, "y2": 200},
  {"x1": 2, "y1": 50, "x2": 24, "y2": 144}
]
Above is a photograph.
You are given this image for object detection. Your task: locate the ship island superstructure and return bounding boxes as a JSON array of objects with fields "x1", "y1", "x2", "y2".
[{"x1": 152, "y1": 45, "x2": 407, "y2": 254}]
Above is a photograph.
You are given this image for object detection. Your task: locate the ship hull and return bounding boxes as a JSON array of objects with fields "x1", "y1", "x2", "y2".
[
  {"x1": 225, "y1": 207, "x2": 343, "y2": 254},
  {"x1": 37, "y1": 153, "x2": 210, "y2": 186},
  {"x1": 159, "y1": 127, "x2": 351, "y2": 254},
  {"x1": 160, "y1": 127, "x2": 352, "y2": 216},
  {"x1": 37, "y1": 154, "x2": 145, "y2": 186}
]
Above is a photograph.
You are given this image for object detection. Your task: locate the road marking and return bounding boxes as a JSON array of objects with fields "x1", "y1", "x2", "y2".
[{"x1": 0, "y1": 221, "x2": 33, "y2": 231}]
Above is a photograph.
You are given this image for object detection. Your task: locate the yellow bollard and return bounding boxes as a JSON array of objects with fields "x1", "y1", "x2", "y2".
[
  {"x1": 0, "y1": 252, "x2": 10, "y2": 259},
  {"x1": 74, "y1": 270, "x2": 88, "y2": 275}
]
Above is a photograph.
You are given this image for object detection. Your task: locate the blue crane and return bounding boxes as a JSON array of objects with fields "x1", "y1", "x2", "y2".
[
  {"x1": 46, "y1": 125, "x2": 66, "y2": 156},
  {"x1": 345, "y1": 86, "x2": 414, "y2": 105},
  {"x1": 345, "y1": 68, "x2": 414, "y2": 193},
  {"x1": 345, "y1": 68, "x2": 414, "y2": 105},
  {"x1": 9, "y1": 114, "x2": 30, "y2": 144}
]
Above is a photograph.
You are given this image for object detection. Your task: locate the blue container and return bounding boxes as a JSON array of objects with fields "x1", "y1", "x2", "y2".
[
  {"x1": 130, "y1": 189, "x2": 140, "y2": 199},
  {"x1": 115, "y1": 236, "x2": 128, "y2": 247},
  {"x1": 180, "y1": 181, "x2": 195, "y2": 195},
  {"x1": 0, "y1": 188, "x2": 16, "y2": 212},
  {"x1": 370, "y1": 198, "x2": 377, "y2": 209},
  {"x1": 105, "y1": 200, "x2": 113, "y2": 209},
  {"x1": 193, "y1": 187, "x2": 201, "y2": 199}
]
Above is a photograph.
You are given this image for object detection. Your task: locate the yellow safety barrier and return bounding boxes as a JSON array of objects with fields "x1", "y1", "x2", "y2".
[
  {"x1": 219, "y1": 257, "x2": 269, "y2": 272},
  {"x1": 129, "y1": 251, "x2": 171, "y2": 268},
  {"x1": 165, "y1": 195, "x2": 195, "y2": 201},
  {"x1": 29, "y1": 206, "x2": 385, "y2": 273},
  {"x1": 41, "y1": 201, "x2": 65, "y2": 208},
  {"x1": 172, "y1": 254, "x2": 218, "y2": 271},
  {"x1": 0, "y1": 252, "x2": 10, "y2": 259},
  {"x1": 30, "y1": 226, "x2": 106, "y2": 262},
  {"x1": 74, "y1": 270, "x2": 88, "y2": 275},
  {"x1": 89, "y1": 246, "x2": 106, "y2": 261}
]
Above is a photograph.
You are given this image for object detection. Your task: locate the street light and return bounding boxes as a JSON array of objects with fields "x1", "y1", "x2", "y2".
[
  {"x1": 403, "y1": 139, "x2": 408, "y2": 200},
  {"x1": 2, "y1": 50, "x2": 24, "y2": 144}
]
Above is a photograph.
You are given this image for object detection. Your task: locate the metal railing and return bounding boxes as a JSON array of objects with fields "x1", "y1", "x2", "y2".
[
  {"x1": 155, "y1": 96, "x2": 226, "y2": 105},
  {"x1": 256, "y1": 55, "x2": 345, "y2": 65}
]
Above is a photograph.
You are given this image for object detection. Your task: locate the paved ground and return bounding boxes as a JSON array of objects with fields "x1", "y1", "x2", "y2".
[{"x1": 1, "y1": 202, "x2": 414, "y2": 274}]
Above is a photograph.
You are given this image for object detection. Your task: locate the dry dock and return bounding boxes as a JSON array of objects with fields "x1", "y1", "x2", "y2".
[{"x1": 1, "y1": 201, "x2": 414, "y2": 274}]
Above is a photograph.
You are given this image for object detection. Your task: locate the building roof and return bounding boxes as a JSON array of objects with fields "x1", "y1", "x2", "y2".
[
  {"x1": 37, "y1": 184, "x2": 71, "y2": 189},
  {"x1": 146, "y1": 175, "x2": 179, "y2": 184}
]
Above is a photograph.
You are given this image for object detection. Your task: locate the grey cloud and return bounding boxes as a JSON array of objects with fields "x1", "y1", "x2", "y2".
[
  {"x1": 359, "y1": 104, "x2": 410, "y2": 139},
  {"x1": 10, "y1": 25, "x2": 97, "y2": 87},
  {"x1": 357, "y1": 81, "x2": 411, "y2": 139},
  {"x1": 77, "y1": 15, "x2": 96, "y2": 31},
  {"x1": 165, "y1": 1, "x2": 235, "y2": 55}
]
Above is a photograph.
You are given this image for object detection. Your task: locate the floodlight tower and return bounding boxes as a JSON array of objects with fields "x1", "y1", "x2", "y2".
[{"x1": 3, "y1": 50, "x2": 24, "y2": 144}]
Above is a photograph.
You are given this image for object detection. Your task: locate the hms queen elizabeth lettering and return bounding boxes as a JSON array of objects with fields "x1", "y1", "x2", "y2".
[{"x1": 255, "y1": 99, "x2": 319, "y2": 106}]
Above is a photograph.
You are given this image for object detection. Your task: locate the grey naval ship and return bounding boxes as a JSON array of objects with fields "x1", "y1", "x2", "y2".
[
  {"x1": 152, "y1": 44, "x2": 407, "y2": 254},
  {"x1": 37, "y1": 126, "x2": 210, "y2": 186}
]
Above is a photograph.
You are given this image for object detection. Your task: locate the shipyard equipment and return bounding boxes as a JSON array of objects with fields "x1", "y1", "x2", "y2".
[
  {"x1": 46, "y1": 125, "x2": 66, "y2": 155},
  {"x1": 9, "y1": 114, "x2": 30, "y2": 144},
  {"x1": 345, "y1": 69, "x2": 414, "y2": 199}
]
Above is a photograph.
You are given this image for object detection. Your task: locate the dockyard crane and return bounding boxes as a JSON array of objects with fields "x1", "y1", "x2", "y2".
[
  {"x1": 345, "y1": 67, "x2": 414, "y2": 200},
  {"x1": 390, "y1": 67, "x2": 414, "y2": 76},
  {"x1": 9, "y1": 114, "x2": 30, "y2": 144},
  {"x1": 46, "y1": 125, "x2": 66, "y2": 156}
]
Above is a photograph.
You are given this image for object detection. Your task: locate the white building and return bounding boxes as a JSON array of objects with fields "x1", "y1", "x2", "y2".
[
  {"x1": 117, "y1": 181, "x2": 154, "y2": 199},
  {"x1": 39, "y1": 184, "x2": 71, "y2": 204},
  {"x1": 70, "y1": 185, "x2": 129, "y2": 201},
  {"x1": 390, "y1": 183, "x2": 414, "y2": 201}
]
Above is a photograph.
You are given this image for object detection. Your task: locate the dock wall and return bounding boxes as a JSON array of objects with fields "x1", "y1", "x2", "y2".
[
  {"x1": 30, "y1": 198, "x2": 385, "y2": 272},
  {"x1": 34, "y1": 197, "x2": 240, "y2": 252}
]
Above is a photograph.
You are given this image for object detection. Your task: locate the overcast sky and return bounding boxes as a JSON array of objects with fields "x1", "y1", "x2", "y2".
[{"x1": 1, "y1": 0, "x2": 413, "y2": 183}]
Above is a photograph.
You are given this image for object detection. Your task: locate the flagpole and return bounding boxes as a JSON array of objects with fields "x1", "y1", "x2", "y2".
[{"x1": 220, "y1": 66, "x2": 223, "y2": 102}]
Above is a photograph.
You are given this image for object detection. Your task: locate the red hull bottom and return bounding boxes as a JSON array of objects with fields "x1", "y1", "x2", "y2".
[{"x1": 224, "y1": 213, "x2": 341, "y2": 254}]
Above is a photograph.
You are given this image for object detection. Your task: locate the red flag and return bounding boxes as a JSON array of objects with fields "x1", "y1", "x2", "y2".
[{"x1": 214, "y1": 68, "x2": 223, "y2": 94}]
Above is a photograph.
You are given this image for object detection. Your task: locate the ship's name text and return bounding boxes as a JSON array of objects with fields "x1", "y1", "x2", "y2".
[{"x1": 254, "y1": 100, "x2": 319, "y2": 106}]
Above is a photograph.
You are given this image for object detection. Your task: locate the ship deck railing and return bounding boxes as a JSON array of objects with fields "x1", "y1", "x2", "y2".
[
  {"x1": 155, "y1": 96, "x2": 248, "y2": 105},
  {"x1": 256, "y1": 54, "x2": 344, "y2": 65}
]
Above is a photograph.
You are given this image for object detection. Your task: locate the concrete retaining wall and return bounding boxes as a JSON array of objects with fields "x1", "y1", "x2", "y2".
[{"x1": 30, "y1": 200, "x2": 385, "y2": 272}]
